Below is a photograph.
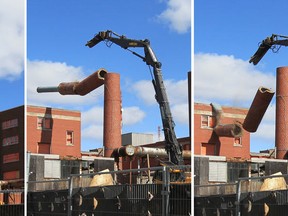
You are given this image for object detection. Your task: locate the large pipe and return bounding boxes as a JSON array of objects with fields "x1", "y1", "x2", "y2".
[
  {"x1": 74, "y1": 68, "x2": 107, "y2": 95},
  {"x1": 214, "y1": 124, "x2": 242, "y2": 138},
  {"x1": 276, "y1": 67, "x2": 288, "y2": 159},
  {"x1": 103, "y1": 73, "x2": 122, "y2": 157},
  {"x1": 243, "y1": 87, "x2": 275, "y2": 132},
  {"x1": 112, "y1": 145, "x2": 191, "y2": 159},
  {"x1": 37, "y1": 68, "x2": 107, "y2": 96}
]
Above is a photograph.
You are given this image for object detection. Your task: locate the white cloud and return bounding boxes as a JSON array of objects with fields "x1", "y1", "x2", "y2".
[
  {"x1": 132, "y1": 80, "x2": 155, "y2": 105},
  {"x1": 81, "y1": 105, "x2": 146, "y2": 142},
  {"x1": 0, "y1": 0, "x2": 24, "y2": 80},
  {"x1": 171, "y1": 103, "x2": 189, "y2": 125},
  {"x1": 122, "y1": 106, "x2": 146, "y2": 125},
  {"x1": 194, "y1": 53, "x2": 276, "y2": 106},
  {"x1": 132, "y1": 78, "x2": 189, "y2": 125},
  {"x1": 158, "y1": 0, "x2": 191, "y2": 33},
  {"x1": 166, "y1": 79, "x2": 188, "y2": 105},
  {"x1": 82, "y1": 125, "x2": 103, "y2": 140},
  {"x1": 27, "y1": 60, "x2": 104, "y2": 106},
  {"x1": 82, "y1": 106, "x2": 103, "y2": 126}
]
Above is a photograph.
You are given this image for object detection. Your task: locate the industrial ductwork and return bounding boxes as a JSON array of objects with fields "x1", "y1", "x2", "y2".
[
  {"x1": 112, "y1": 145, "x2": 191, "y2": 159},
  {"x1": 37, "y1": 68, "x2": 108, "y2": 96}
]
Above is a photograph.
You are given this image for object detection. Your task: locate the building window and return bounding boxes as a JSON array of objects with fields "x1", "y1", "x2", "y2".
[
  {"x1": 61, "y1": 160, "x2": 80, "y2": 179},
  {"x1": 44, "y1": 160, "x2": 61, "y2": 178},
  {"x1": 201, "y1": 115, "x2": 216, "y2": 129},
  {"x1": 3, "y1": 136, "x2": 19, "y2": 146},
  {"x1": 227, "y1": 162, "x2": 249, "y2": 182},
  {"x1": 3, "y1": 170, "x2": 20, "y2": 180},
  {"x1": 66, "y1": 131, "x2": 74, "y2": 145},
  {"x1": 2, "y1": 118, "x2": 18, "y2": 130},
  {"x1": 37, "y1": 117, "x2": 52, "y2": 130},
  {"x1": 209, "y1": 162, "x2": 227, "y2": 182},
  {"x1": 234, "y1": 137, "x2": 242, "y2": 146},
  {"x1": 3, "y1": 153, "x2": 19, "y2": 164}
]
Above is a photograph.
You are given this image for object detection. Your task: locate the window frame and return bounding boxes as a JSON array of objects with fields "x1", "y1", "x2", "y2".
[
  {"x1": 201, "y1": 115, "x2": 216, "y2": 129},
  {"x1": 66, "y1": 130, "x2": 74, "y2": 146}
]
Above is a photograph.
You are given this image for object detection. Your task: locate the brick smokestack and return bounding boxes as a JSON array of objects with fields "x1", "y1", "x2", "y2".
[
  {"x1": 276, "y1": 67, "x2": 288, "y2": 159},
  {"x1": 103, "y1": 73, "x2": 122, "y2": 157}
]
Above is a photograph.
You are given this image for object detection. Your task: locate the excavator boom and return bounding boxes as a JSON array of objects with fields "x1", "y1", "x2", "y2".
[
  {"x1": 250, "y1": 34, "x2": 288, "y2": 65},
  {"x1": 86, "y1": 30, "x2": 184, "y2": 167}
]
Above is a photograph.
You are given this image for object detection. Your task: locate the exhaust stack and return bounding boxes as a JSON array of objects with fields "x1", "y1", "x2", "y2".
[{"x1": 276, "y1": 67, "x2": 288, "y2": 159}]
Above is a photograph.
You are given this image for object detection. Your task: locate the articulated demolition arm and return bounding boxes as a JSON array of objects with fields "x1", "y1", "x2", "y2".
[
  {"x1": 86, "y1": 30, "x2": 184, "y2": 166},
  {"x1": 250, "y1": 34, "x2": 288, "y2": 65}
]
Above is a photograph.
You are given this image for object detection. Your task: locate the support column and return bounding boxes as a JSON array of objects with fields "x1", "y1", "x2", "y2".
[
  {"x1": 103, "y1": 73, "x2": 122, "y2": 158},
  {"x1": 276, "y1": 67, "x2": 288, "y2": 159}
]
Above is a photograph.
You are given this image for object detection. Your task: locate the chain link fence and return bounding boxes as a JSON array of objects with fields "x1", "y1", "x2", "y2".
[
  {"x1": 195, "y1": 173, "x2": 288, "y2": 216},
  {"x1": 28, "y1": 165, "x2": 191, "y2": 216}
]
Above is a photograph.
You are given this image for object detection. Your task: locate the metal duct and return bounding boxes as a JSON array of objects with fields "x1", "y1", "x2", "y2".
[
  {"x1": 276, "y1": 67, "x2": 288, "y2": 159},
  {"x1": 74, "y1": 68, "x2": 107, "y2": 95},
  {"x1": 213, "y1": 124, "x2": 242, "y2": 138},
  {"x1": 58, "y1": 82, "x2": 79, "y2": 95},
  {"x1": 103, "y1": 73, "x2": 122, "y2": 157},
  {"x1": 243, "y1": 87, "x2": 274, "y2": 132},
  {"x1": 112, "y1": 145, "x2": 191, "y2": 159}
]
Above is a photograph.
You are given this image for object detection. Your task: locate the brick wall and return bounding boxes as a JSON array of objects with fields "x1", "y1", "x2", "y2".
[{"x1": 27, "y1": 105, "x2": 81, "y2": 158}]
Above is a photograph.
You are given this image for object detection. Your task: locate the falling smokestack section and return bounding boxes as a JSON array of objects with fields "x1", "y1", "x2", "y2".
[
  {"x1": 210, "y1": 103, "x2": 242, "y2": 138},
  {"x1": 213, "y1": 123, "x2": 242, "y2": 138},
  {"x1": 243, "y1": 87, "x2": 274, "y2": 133},
  {"x1": 103, "y1": 73, "x2": 122, "y2": 157},
  {"x1": 276, "y1": 67, "x2": 288, "y2": 159},
  {"x1": 211, "y1": 103, "x2": 223, "y2": 126}
]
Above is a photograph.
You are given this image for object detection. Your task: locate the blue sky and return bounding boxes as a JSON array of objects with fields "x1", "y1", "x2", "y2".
[
  {"x1": 27, "y1": 0, "x2": 191, "y2": 151},
  {"x1": 194, "y1": 0, "x2": 288, "y2": 152},
  {"x1": 0, "y1": 0, "x2": 24, "y2": 110}
]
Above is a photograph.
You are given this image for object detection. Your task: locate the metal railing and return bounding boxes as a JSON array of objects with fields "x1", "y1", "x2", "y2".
[{"x1": 27, "y1": 165, "x2": 191, "y2": 216}]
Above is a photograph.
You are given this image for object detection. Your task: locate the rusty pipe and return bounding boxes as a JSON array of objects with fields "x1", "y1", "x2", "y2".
[
  {"x1": 112, "y1": 145, "x2": 191, "y2": 159},
  {"x1": 74, "y1": 68, "x2": 107, "y2": 95},
  {"x1": 111, "y1": 145, "x2": 135, "y2": 157},
  {"x1": 214, "y1": 124, "x2": 242, "y2": 138},
  {"x1": 243, "y1": 87, "x2": 275, "y2": 133},
  {"x1": 37, "y1": 68, "x2": 108, "y2": 95}
]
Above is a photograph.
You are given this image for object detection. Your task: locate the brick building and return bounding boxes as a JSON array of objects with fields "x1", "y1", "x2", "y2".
[
  {"x1": 194, "y1": 103, "x2": 250, "y2": 160},
  {"x1": 0, "y1": 106, "x2": 24, "y2": 182},
  {"x1": 27, "y1": 105, "x2": 81, "y2": 158}
]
